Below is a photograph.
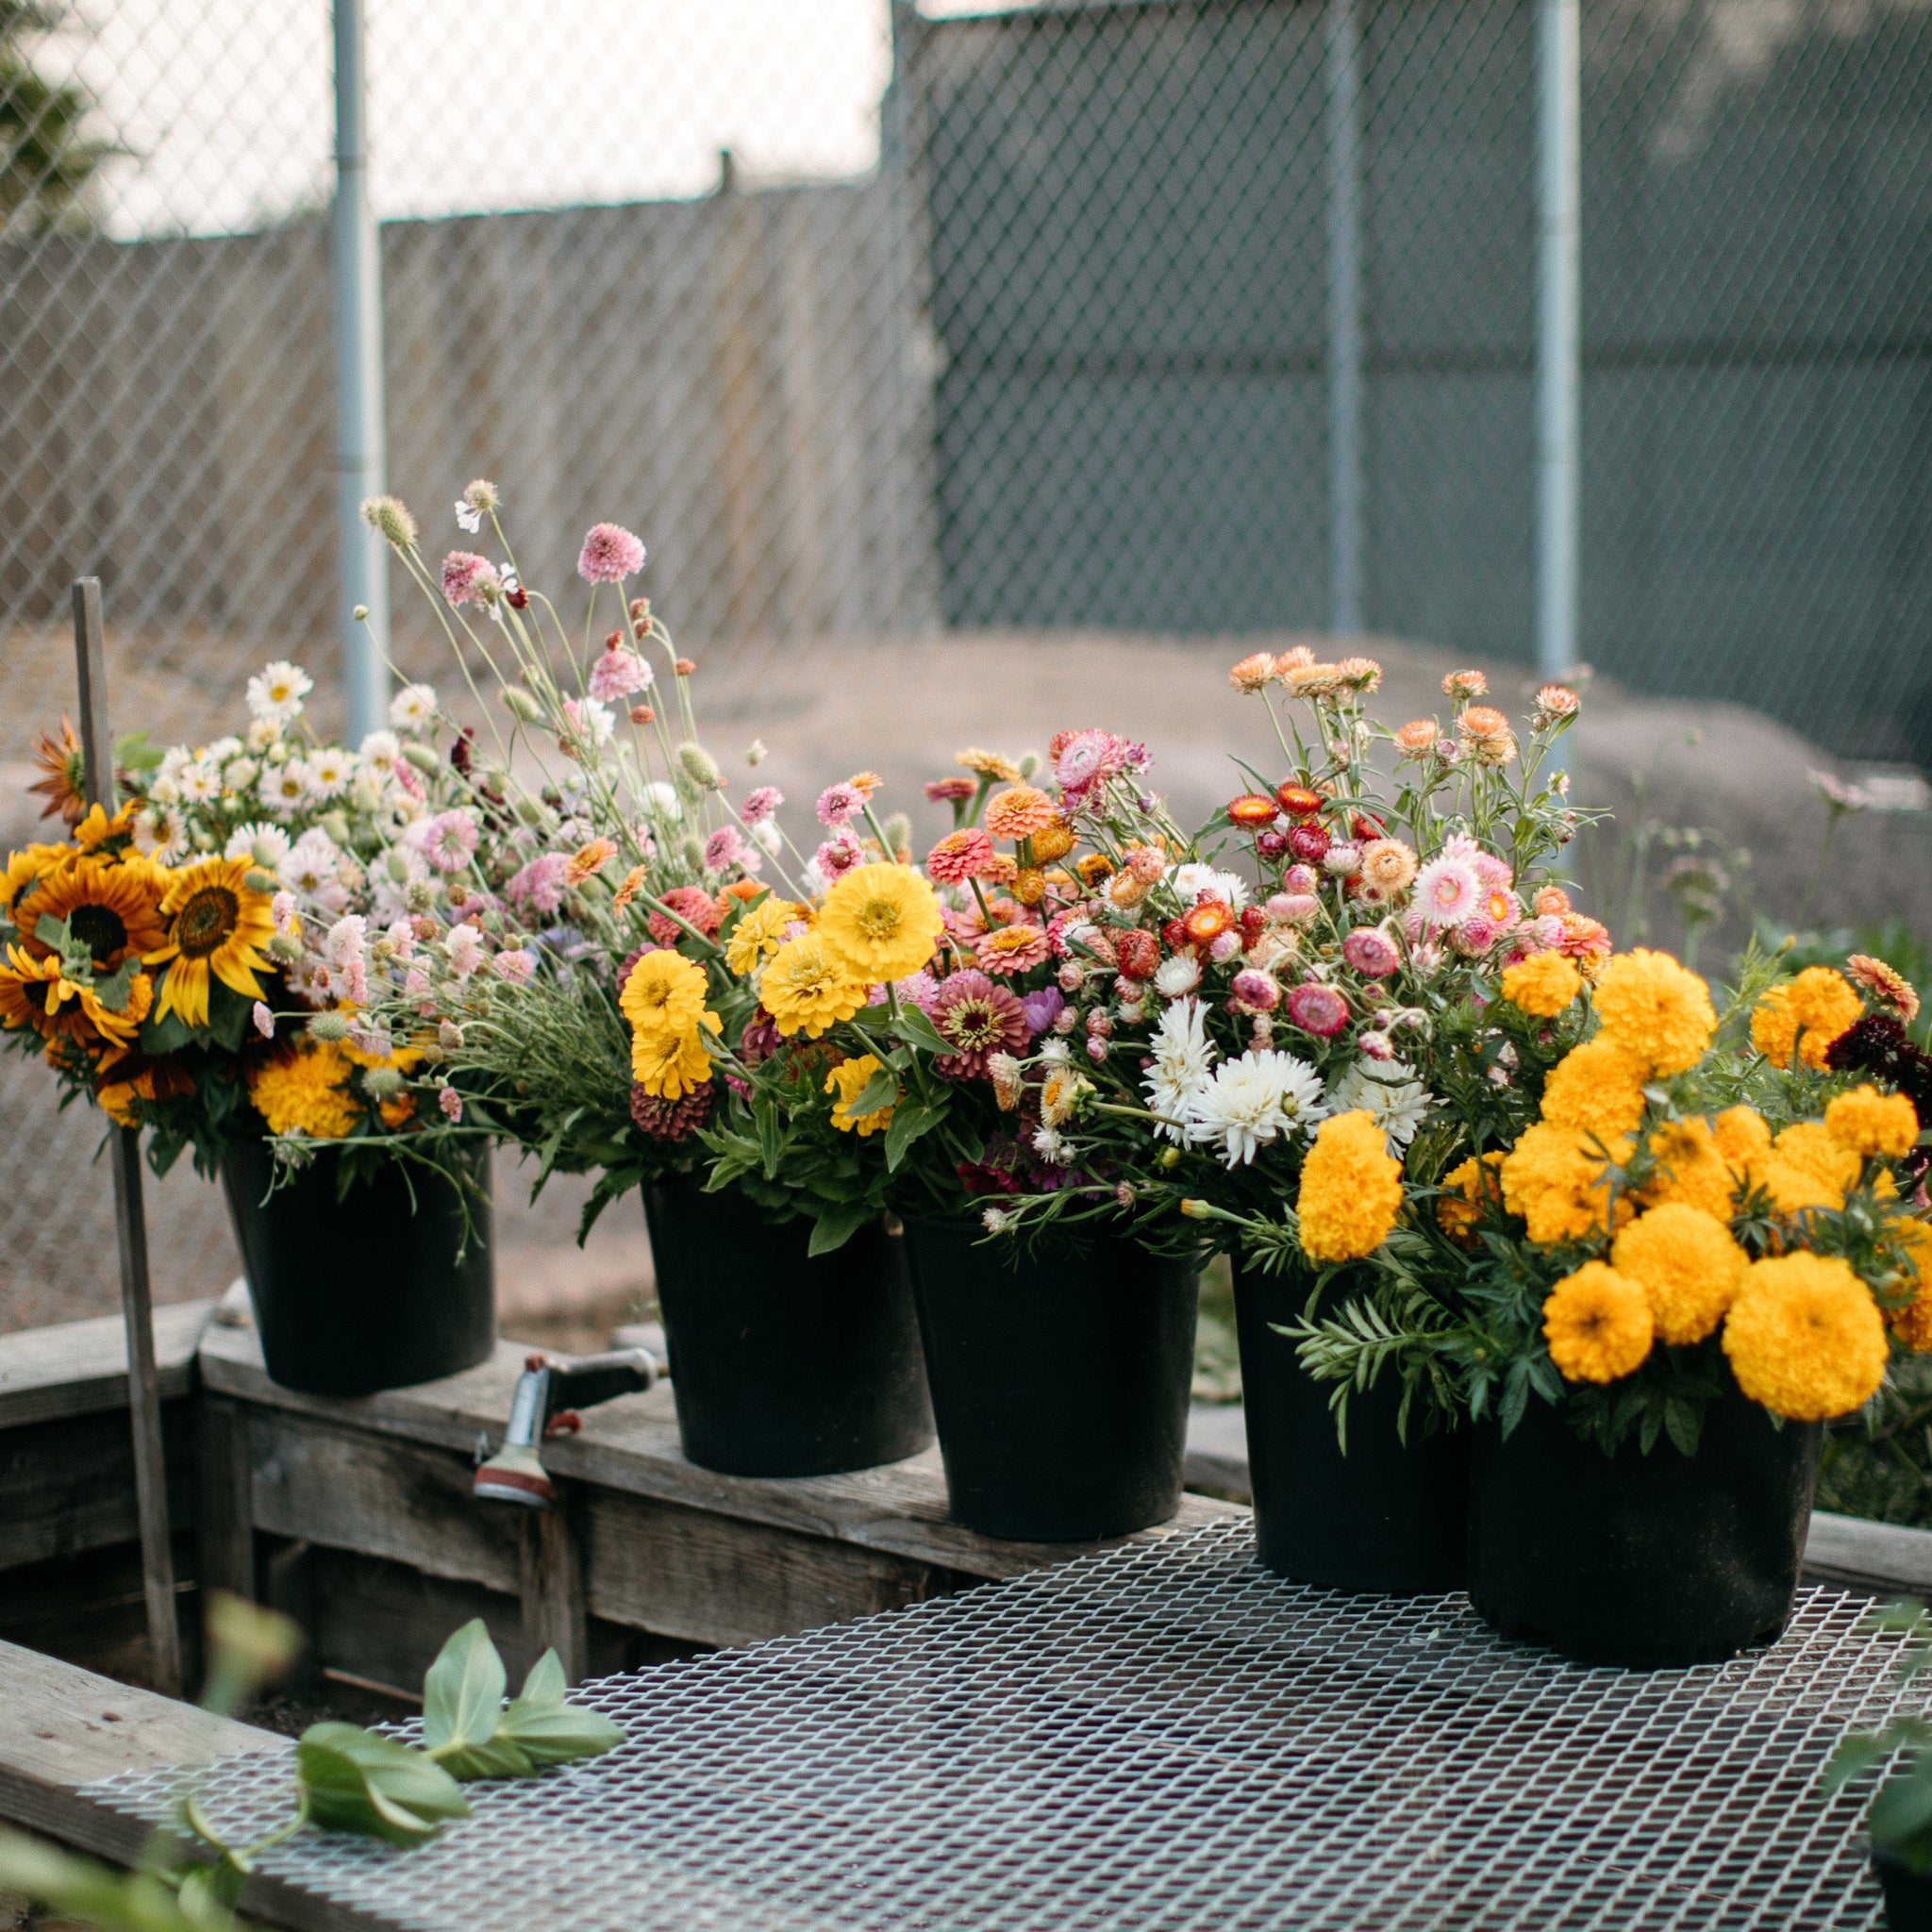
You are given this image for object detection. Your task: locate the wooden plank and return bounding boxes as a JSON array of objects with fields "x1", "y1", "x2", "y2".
[
  {"x1": 580, "y1": 1487, "x2": 965, "y2": 1649},
  {"x1": 1805, "y1": 1509, "x2": 1932, "y2": 1601},
  {"x1": 0, "y1": 1404, "x2": 197, "y2": 1571},
  {"x1": 518, "y1": 1502, "x2": 588, "y2": 1683},
  {"x1": 198, "y1": 1395, "x2": 257, "y2": 1603},
  {"x1": 0, "y1": 1537, "x2": 200, "y2": 1689},
  {"x1": 0, "y1": 1301, "x2": 210, "y2": 1430}
]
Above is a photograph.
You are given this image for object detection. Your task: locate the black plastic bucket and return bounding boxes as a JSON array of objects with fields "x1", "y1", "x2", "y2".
[
  {"x1": 1233, "y1": 1257, "x2": 1467, "y2": 1594},
  {"x1": 223, "y1": 1137, "x2": 495, "y2": 1397},
  {"x1": 1875, "y1": 1849, "x2": 1932, "y2": 1930},
  {"x1": 903, "y1": 1216, "x2": 1198, "y2": 1543},
  {"x1": 641, "y1": 1185, "x2": 934, "y2": 1477},
  {"x1": 1467, "y1": 1371, "x2": 1822, "y2": 1669}
]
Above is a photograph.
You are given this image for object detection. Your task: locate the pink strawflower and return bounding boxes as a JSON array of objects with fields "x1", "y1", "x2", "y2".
[
  {"x1": 929, "y1": 970, "x2": 1032, "y2": 1079},
  {"x1": 1052, "y1": 728, "x2": 1128, "y2": 795},
  {"x1": 1342, "y1": 929, "x2": 1401, "y2": 977},
  {"x1": 422, "y1": 810, "x2": 480, "y2": 874},
  {"x1": 927, "y1": 828, "x2": 997, "y2": 885},
  {"x1": 577, "y1": 522, "x2": 646, "y2": 583},
  {"x1": 705, "y1": 824, "x2": 747, "y2": 873},
  {"x1": 816, "y1": 782, "x2": 865, "y2": 827},
  {"x1": 740, "y1": 786, "x2": 784, "y2": 826},
  {"x1": 1230, "y1": 969, "x2": 1280, "y2": 1013},
  {"x1": 1274, "y1": 893, "x2": 1322, "y2": 927},
  {"x1": 439, "y1": 1087, "x2": 464, "y2": 1123},
  {"x1": 441, "y1": 551, "x2": 499, "y2": 607},
  {"x1": 1286, "y1": 981, "x2": 1351, "y2": 1038},
  {"x1": 491, "y1": 947, "x2": 537, "y2": 982},
  {"x1": 1283, "y1": 864, "x2": 1320, "y2": 894},
  {"x1": 506, "y1": 852, "x2": 570, "y2": 918},
  {"x1": 589, "y1": 648, "x2": 651, "y2": 701},
  {"x1": 1454, "y1": 915, "x2": 1501, "y2": 957},
  {"x1": 1410, "y1": 855, "x2": 1482, "y2": 927}
]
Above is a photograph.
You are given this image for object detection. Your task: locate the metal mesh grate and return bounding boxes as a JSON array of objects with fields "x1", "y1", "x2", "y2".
[{"x1": 92, "y1": 1519, "x2": 1913, "y2": 1929}]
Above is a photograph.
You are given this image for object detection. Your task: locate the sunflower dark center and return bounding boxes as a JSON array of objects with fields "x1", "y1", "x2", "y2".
[
  {"x1": 176, "y1": 887, "x2": 239, "y2": 958},
  {"x1": 68, "y1": 903, "x2": 128, "y2": 966}
]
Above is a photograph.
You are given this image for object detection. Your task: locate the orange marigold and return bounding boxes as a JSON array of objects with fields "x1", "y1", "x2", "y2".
[
  {"x1": 1824, "y1": 1084, "x2": 1920, "y2": 1161},
  {"x1": 1539, "y1": 1035, "x2": 1651, "y2": 1141},
  {"x1": 1296, "y1": 1111, "x2": 1404, "y2": 1264},
  {"x1": 1723, "y1": 1253, "x2": 1887, "y2": 1421},
  {"x1": 1750, "y1": 967, "x2": 1862, "y2": 1070},
  {"x1": 1542, "y1": 1261, "x2": 1653, "y2": 1383},
  {"x1": 1611, "y1": 1203, "x2": 1747, "y2": 1345}
]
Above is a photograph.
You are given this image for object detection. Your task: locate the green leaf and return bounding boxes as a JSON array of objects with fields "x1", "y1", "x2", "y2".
[
  {"x1": 35, "y1": 911, "x2": 77, "y2": 955},
  {"x1": 429, "y1": 1733, "x2": 537, "y2": 1782},
  {"x1": 0, "y1": 1832, "x2": 210, "y2": 1932},
  {"x1": 296, "y1": 1724, "x2": 469, "y2": 1846},
  {"x1": 890, "y1": 1005, "x2": 950, "y2": 1056},
  {"x1": 1872, "y1": 1762, "x2": 1932, "y2": 1850},
  {"x1": 808, "y1": 1200, "x2": 875, "y2": 1257},
  {"x1": 884, "y1": 1097, "x2": 942, "y2": 1173},
  {"x1": 1824, "y1": 1732, "x2": 1902, "y2": 1794},
  {"x1": 205, "y1": 980, "x2": 255, "y2": 1054},
  {"x1": 137, "y1": 989, "x2": 196, "y2": 1056},
  {"x1": 422, "y1": 1619, "x2": 507, "y2": 1752},
  {"x1": 755, "y1": 1095, "x2": 784, "y2": 1180},
  {"x1": 848, "y1": 1066, "x2": 899, "y2": 1119},
  {"x1": 497, "y1": 1698, "x2": 625, "y2": 1771},
  {"x1": 116, "y1": 729, "x2": 164, "y2": 774},
  {"x1": 520, "y1": 1649, "x2": 567, "y2": 1708}
]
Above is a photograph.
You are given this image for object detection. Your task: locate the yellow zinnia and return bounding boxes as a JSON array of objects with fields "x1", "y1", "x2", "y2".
[
  {"x1": 760, "y1": 932, "x2": 869, "y2": 1039},
  {"x1": 1499, "y1": 950, "x2": 1581, "y2": 1019},
  {"x1": 631, "y1": 1026, "x2": 713, "y2": 1101},
  {"x1": 1591, "y1": 947, "x2": 1716, "y2": 1076},
  {"x1": 145, "y1": 857, "x2": 275, "y2": 1028},
  {"x1": 1296, "y1": 1110, "x2": 1404, "y2": 1264},
  {"x1": 1542, "y1": 1261, "x2": 1654, "y2": 1383},
  {"x1": 619, "y1": 949, "x2": 716, "y2": 1049},
  {"x1": 1723, "y1": 1252, "x2": 1887, "y2": 1421},
  {"x1": 724, "y1": 897, "x2": 805, "y2": 975},
  {"x1": 816, "y1": 863, "x2": 944, "y2": 985},
  {"x1": 825, "y1": 1054, "x2": 896, "y2": 1136},
  {"x1": 1611, "y1": 1203, "x2": 1748, "y2": 1345}
]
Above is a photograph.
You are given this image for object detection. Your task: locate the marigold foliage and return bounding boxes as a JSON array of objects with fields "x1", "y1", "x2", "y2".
[
  {"x1": 1722, "y1": 1253, "x2": 1887, "y2": 1421},
  {"x1": 1591, "y1": 947, "x2": 1716, "y2": 1076},
  {"x1": 1437, "y1": 1150, "x2": 1504, "y2": 1246},
  {"x1": 1296, "y1": 1109, "x2": 1403, "y2": 1264},
  {"x1": 1610, "y1": 1203, "x2": 1748, "y2": 1345},
  {"x1": 1498, "y1": 949, "x2": 1581, "y2": 1019},
  {"x1": 1750, "y1": 967, "x2": 1863, "y2": 1071},
  {"x1": 1542, "y1": 1260, "x2": 1654, "y2": 1383}
]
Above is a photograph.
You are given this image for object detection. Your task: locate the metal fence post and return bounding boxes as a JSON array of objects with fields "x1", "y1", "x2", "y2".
[
  {"x1": 1536, "y1": 0, "x2": 1580, "y2": 678},
  {"x1": 332, "y1": 0, "x2": 390, "y2": 741},
  {"x1": 1325, "y1": 0, "x2": 1364, "y2": 640}
]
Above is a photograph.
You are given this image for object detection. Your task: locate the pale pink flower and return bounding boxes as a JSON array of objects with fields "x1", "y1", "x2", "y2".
[
  {"x1": 491, "y1": 948, "x2": 536, "y2": 983},
  {"x1": 441, "y1": 551, "x2": 499, "y2": 607},
  {"x1": 271, "y1": 890, "x2": 298, "y2": 927},
  {"x1": 816, "y1": 782, "x2": 865, "y2": 827},
  {"x1": 1053, "y1": 729, "x2": 1127, "y2": 794},
  {"x1": 439, "y1": 1087, "x2": 464, "y2": 1123},
  {"x1": 740, "y1": 786, "x2": 784, "y2": 826},
  {"x1": 385, "y1": 918, "x2": 416, "y2": 960},
  {"x1": 589, "y1": 648, "x2": 652, "y2": 701},
  {"x1": 1411, "y1": 855, "x2": 1482, "y2": 927},
  {"x1": 1454, "y1": 915, "x2": 1501, "y2": 957},
  {"x1": 974, "y1": 924, "x2": 1051, "y2": 976},
  {"x1": 561, "y1": 696, "x2": 615, "y2": 749},
  {"x1": 422, "y1": 810, "x2": 479, "y2": 874},
  {"x1": 251, "y1": 1001, "x2": 275, "y2": 1040},
  {"x1": 505, "y1": 852, "x2": 570, "y2": 916},
  {"x1": 577, "y1": 523, "x2": 646, "y2": 583},
  {"x1": 339, "y1": 958, "x2": 369, "y2": 1005},
  {"x1": 1283, "y1": 864, "x2": 1321, "y2": 894},
  {"x1": 325, "y1": 913, "x2": 367, "y2": 971},
  {"x1": 815, "y1": 833, "x2": 865, "y2": 882},
  {"x1": 1274, "y1": 893, "x2": 1322, "y2": 927},
  {"x1": 445, "y1": 925, "x2": 486, "y2": 978},
  {"x1": 705, "y1": 824, "x2": 747, "y2": 873}
]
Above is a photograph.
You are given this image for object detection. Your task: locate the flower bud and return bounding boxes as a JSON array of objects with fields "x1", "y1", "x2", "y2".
[
  {"x1": 403, "y1": 743, "x2": 441, "y2": 774},
  {"x1": 745, "y1": 739, "x2": 767, "y2": 767},
  {"x1": 362, "y1": 1067, "x2": 405, "y2": 1098},
  {"x1": 359, "y1": 494, "x2": 418, "y2": 549},
  {"x1": 1018, "y1": 751, "x2": 1041, "y2": 780},
  {"x1": 501, "y1": 686, "x2": 543, "y2": 724},
  {"x1": 243, "y1": 867, "x2": 279, "y2": 895},
  {"x1": 308, "y1": 1010, "x2": 350, "y2": 1041},
  {"x1": 352, "y1": 603, "x2": 370, "y2": 622},
  {"x1": 267, "y1": 931, "x2": 303, "y2": 964},
  {"x1": 678, "y1": 741, "x2": 723, "y2": 791}
]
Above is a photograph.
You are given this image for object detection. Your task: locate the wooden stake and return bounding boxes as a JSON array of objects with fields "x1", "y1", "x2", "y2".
[{"x1": 73, "y1": 576, "x2": 184, "y2": 1697}]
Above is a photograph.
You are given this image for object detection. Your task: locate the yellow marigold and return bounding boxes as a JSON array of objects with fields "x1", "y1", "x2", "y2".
[
  {"x1": 956, "y1": 746, "x2": 1023, "y2": 783},
  {"x1": 1011, "y1": 867, "x2": 1047, "y2": 908},
  {"x1": 825, "y1": 1054, "x2": 895, "y2": 1136},
  {"x1": 760, "y1": 933, "x2": 869, "y2": 1039},
  {"x1": 1543, "y1": 1262, "x2": 1653, "y2": 1383},
  {"x1": 247, "y1": 1042, "x2": 358, "y2": 1140},
  {"x1": 1768, "y1": 1121, "x2": 1861, "y2": 1211},
  {"x1": 1500, "y1": 950, "x2": 1582, "y2": 1019},
  {"x1": 1723, "y1": 1253, "x2": 1887, "y2": 1421},
  {"x1": 724, "y1": 896, "x2": 804, "y2": 974},
  {"x1": 1501, "y1": 1121, "x2": 1634, "y2": 1245},
  {"x1": 1611, "y1": 1203, "x2": 1748, "y2": 1345},
  {"x1": 1751, "y1": 967, "x2": 1862, "y2": 1070},
  {"x1": 1539, "y1": 1035, "x2": 1652, "y2": 1141},
  {"x1": 631, "y1": 1027, "x2": 713, "y2": 1101},
  {"x1": 1438, "y1": 1150, "x2": 1505, "y2": 1246},
  {"x1": 1640, "y1": 1116, "x2": 1737, "y2": 1221},
  {"x1": 1712, "y1": 1106, "x2": 1773, "y2": 1176},
  {"x1": 982, "y1": 786, "x2": 1057, "y2": 841},
  {"x1": 1891, "y1": 1220, "x2": 1932, "y2": 1353},
  {"x1": 1824, "y1": 1084, "x2": 1920, "y2": 1161},
  {"x1": 1591, "y1": 947, "x2": 1716, "y2": 1076},
  {"x1": 817, "y1": 863, "x2": 944, "y2": 984},
  {"x1": 1296, "y1": 1110, "x2": 1404, "y2": 1264},
  {"x1": 620, "y1": 949, "x2": 716, "y2": 1050}
]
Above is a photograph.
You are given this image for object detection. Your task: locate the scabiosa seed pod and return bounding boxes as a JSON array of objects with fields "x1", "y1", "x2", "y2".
[
  {"x1": 501, "y1": 686, "x2": 543, "y2": 724},
  {"x1": 308, "y1": 1010, "x2": 351, "y2": 1042},
  {"x1": 268, "y1": 931, "x2": 302, "y2": 964},
  {"x1": 363, "y1": 1067, "x2": 405, "y2": 1099},
  {"x1": 439, "y1": 1020, "x2": 464, "y2": 1050},
  {"x1": 678, "y1": 741, "x2": 723, "y2": 791},
  {"x1": 360, "y1": 493, "x2": 418, "y2": 549},
  {"x1": 403, "y1": 742, "x2": 441, "y2": 774}
]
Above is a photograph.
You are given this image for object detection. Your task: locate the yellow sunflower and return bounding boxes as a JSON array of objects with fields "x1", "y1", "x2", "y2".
[
  {"x1": 9, "y1": 853, "x2": 168, "y2": 970},
  {"x1": 0, "y1": 942, "x2": 151, "y2": 1062},
  {"x1": 816, "y1": 864, "x2": 944, "y2": 985},
  {"x1": 144, "y1": 857, "x2": 276, "y2": 1028}
]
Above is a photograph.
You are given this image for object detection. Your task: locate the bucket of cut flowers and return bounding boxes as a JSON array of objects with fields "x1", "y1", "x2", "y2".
[
  {"x1": 3, "y1": 666, "x2": 495, "y2": 1397},
  {"x1": 357, "y1": 488, "x2": 933, "y2": 1475},
  {"x1": 1301, "y1": 934, "x2": 1932, "y2": 1669}
]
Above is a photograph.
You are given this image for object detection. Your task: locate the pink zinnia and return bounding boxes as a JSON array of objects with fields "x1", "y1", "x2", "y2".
[
  {"x1": 1342, "y1": 929, "x2": 1401, "y2": 978},
  {"x1": 589, "y1": 648, "x2": 651, "y2": 701},
  {"x1": 1053, "y1": 728, "x2": 1127, "y2": 794},
  {"x1": 705, "y1": 824, "x2": 746, "y2": 873},
  {"x1": 1286, "y1": 981, "x2": 1351, "y2": 1038},
  {"x1": 929, "y1": 970, "x2": 1032, "y2": 1079},
  {"x1": 648, "y1": 886, "x2": 724, "y2": 948},
  {"x1": 505, "y1": 851, "x2": 570, "y2": 917},
  {"x1": 577, "y1": 522, "x2": 646, "y2": 583},
  {"x1": 441, "y1": 550, "x2": 498, "y2": 607},
  {"x1": 926, "y1": 828, "x2": 996, "y2": 885},
  {"x1": 924, "y1": 777, "x2": 977, "y2": 803},
  {"x1": 816, "y1": 782, "x2": 864, "y2": 827},
  {"x1": 1411, "y1": 855, "x2": 1482, "y2": 927},
  {"x1": 740, "y1": 786, "x2": 784, "y2": 826},
  {"x1": 422, "y1": 810, "x2": 479, "y2": 874},
  {"x1": 974, "y1": 923, "x2": 1051, "y2": 976}
]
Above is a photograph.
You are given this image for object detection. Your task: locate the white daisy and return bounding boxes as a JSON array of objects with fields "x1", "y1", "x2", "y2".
[
  {"x1": 225, "y1": 822, "x2": 291, "y2": 866},
  {"x1": 222, "y1": 757, "x2": 258, "y2": 791},
  {"x1": 246, "y1": 660, "x2": 312, "y2": 724},
  {"x1": 132, "y1": 804, "x2": 189, "y2": 863},
  {"x1": 1031, "y1": 1124, "x2": 1072, "y2": 1166},
  {"x1": 245, "y1": 717, "x2": 283, "y2": 753},
  {"x1": 1143, "y1": 997, "x2": 1215, "y2": 1142},
  {"x1": 278, "y1": 829, "x2": 341, "y2": 896},
  {"x1": 1328, "y1": 1060, "x2": 1433, "y2": 1153},
  {"x1": 156, "y1": 745, "x2": 192, "y2": 786},
  {"x1": 390, "y1": 682, "x2": 439, "y2": 732},
  {"x1": 306, "y1": 747, "x2": 358, "y2": 798},
  {"x1": 1185, "y1": 1050, "x2": 1327, "y2": 1168},
  {"x1": 358, "y1": 729, "x2": 401, "y2": 774},
  {"x1": 176, "y1": 757, "x2": 223, "y2": 805},
  {"x1": 259, "y1": 759, "x2": 310, "y2": 818}
]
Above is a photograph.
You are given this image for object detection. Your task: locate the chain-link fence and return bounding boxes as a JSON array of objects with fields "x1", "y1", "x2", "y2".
[{"x1": 3, "y1": 0, "x2": 1929, "y2": 1324}]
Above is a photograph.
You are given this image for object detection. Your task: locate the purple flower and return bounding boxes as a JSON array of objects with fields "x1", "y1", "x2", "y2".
[{"x1": 1020, "y1": 987, "x2": 1065, "y2": 1036}]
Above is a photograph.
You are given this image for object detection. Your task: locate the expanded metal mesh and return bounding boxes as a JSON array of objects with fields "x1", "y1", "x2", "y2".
[{"x1": 93, "y1": 1520, "x2": 1915, "y2": 1929}]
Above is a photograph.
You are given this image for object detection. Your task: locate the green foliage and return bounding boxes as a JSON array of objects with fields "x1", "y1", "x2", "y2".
[
  {"x1": 296, "y1": 1725, "x2": 469, "y2": 1846},
  {"x1": 1, "y1": 3, "x2": 113, "y2": 234},
  {"x1": 1824, "y1": 1602, "x2": 1932, "y2": 1871}
]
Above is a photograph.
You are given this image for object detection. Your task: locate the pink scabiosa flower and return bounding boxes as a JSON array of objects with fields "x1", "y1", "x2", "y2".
[
  {"x1": 577, "y1": 522, "x2": 646, "y2": 583},
  {"x1": 816, "y1": 782, "x2": 865, "y2": 826},
  {"x1": 1286, "y1": 981, "x2": 1350, "y2": 1038},
  {"x1": 929, "y1": 970, "x2": 1032, "y2": 1079},
  {"x1": 976, "y1": 923, "x2": 1052, "y2": 977},
  {"x1": 740, "y1": 786, "x2": 784, "y2": 826},
  {"x1": 251, "y1": 1000, "x2": 275, "y2": 1040},
  {"x1": 491, "y1": 947, "x2": 537, "y2": 983},
  {"x1": 814, "y1": 833, "x2": 865, "y2": 883},
  {"x1": 1052, "y1": 728, "x2": 1128, "y2": 795},
  {"x1": 422, "y1": 810, "x2": 480, "y2": 874},
  {"x1": 439, "y1": 1086, "x2": 464, "y2": 1123},
  {"x1": 589, "y1": 647, "x2": 652, "y2": 702},
  {"x1": 441, "y1": 551, "x2": 499, "y2": 607},
  {"x1": 1410, "y1": 854, "x2": 1482, "y2": 927},
  {"x1": 705, "y1": 824, "x2": 747, "y2": 874},
  {"x1": 560, "y1": 696, "x2": 615, "y2": 750},
  {"x1": 445, "y1": 924, "x2": 487, "y2": 978},
  {"x1": 505, "y1": 851, "x2": 570, "y2": 917},
  {"x1": 1342, "y1": 928, "x2": 1401, "y2": 978}
]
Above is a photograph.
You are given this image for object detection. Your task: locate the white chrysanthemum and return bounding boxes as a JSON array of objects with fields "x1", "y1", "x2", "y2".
[
  {"x1": 1155, "y1": 952, "x2": 1202, "y2": 998},
  {"x1": 1143, "y1": 997, "x2": 1215, "y2": 1142},
  {"x1": 306, "y1": 746, "x2": 358, "y2": 798},
  {"x1": 132, "y1": 805, "x2": 188, "y2": 863},
  {"x1": 1328, "y1": 1060, "x2": 1433, "y2": 1152},
  {"x1": 225, "y1": 821, "x2": 291, "y2": 865},
  {"x1": 390, "y1": 682, "x2": 439, "y2": 732},
  {"x1": 176, "y1": 757, "x2": 222, "y2": 805},
  {"x1": 641, "y1": 780, "x2": 683, "y2": 823},
  {"x1": 247, "y1": 660, "x2": 312, "y2": 724},
  {"x1": 1184, "y1": 1050, "x2": 1328, "y2": 1168}
]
